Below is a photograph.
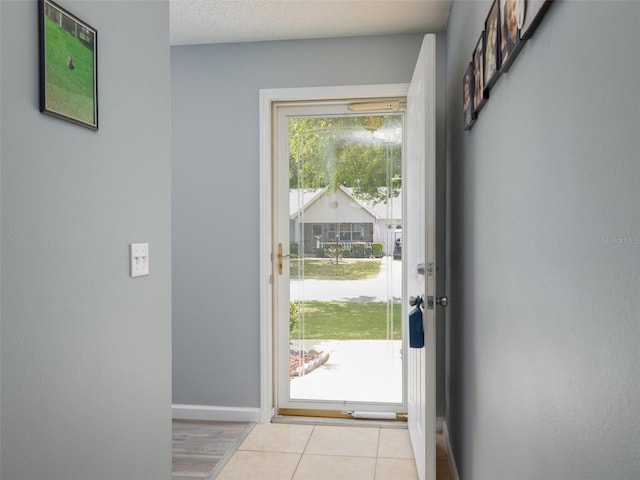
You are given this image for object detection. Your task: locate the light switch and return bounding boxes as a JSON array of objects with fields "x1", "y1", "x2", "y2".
[{"x1": 130, "y1": 243, "x2": 149, "y2": 277}]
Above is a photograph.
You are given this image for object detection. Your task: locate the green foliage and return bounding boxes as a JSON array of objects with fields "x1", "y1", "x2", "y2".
[
  {"x1": 290, "y1": 301, "x2": 402, "y2": 340},
  {"x1": 289, "y1": 301, "x2": 300, "y2": 331},
  {"x1": 324, "y1": 244, "x2": 344, "y2": 264},
  {"x1": 365, "y1": 247, "x2": 373, "y2": 256},
  {"x1": 290, "y1": 242, "x2": 299, "y2": 255},
  {"x1": 288, "y1": 116, "x2": 402, "y2": 203},
  {"x1": 351, "y1": 242, "x2": 367, "y2": 258},
  {"x1": 44, "y1": 17, "x2": 95, "y2": 124},
  {"x1": 315, "y1": 248, "x2": 325, "y2": 258},
  {"x1": 372, "y1": 242, "x2": 384, "y2": 257}
]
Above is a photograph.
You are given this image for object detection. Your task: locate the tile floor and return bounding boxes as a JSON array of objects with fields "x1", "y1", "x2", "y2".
[{"x1": 215, "y1": 422, "x2": 454, "y2": 480}]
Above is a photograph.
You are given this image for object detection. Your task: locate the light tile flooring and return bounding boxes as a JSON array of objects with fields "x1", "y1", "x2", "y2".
[{"x1": 215, "y1": 423, "x2": 454, "y2": 480}]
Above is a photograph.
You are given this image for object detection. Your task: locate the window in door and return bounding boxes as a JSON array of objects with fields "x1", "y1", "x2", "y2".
[{"x1": 274, "y1": 102, "x2": 406, "y2": 414}]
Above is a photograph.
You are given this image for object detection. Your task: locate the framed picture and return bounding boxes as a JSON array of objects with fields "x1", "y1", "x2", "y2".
[
  {"x1": 500, "y1": 0, "x2": 526, "y2": 72},
  {"x1": 473, "y1": 32, "x2": 488, "y2": 114},
  {"x1": 39, "y1": 0, "x2": 98, "y2": 130},
  {"x1": 521, "y1": 0, "x2": 554, "y2": 40},
  {"x1": 483, "y1": 0, "x2": 501, "y2": 93},
  {"x1": 463, "y1": 63, "x2": 476, "y2": 131}
]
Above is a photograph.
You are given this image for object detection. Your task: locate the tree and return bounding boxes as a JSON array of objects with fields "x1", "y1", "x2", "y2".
[{"x1": 288, "y1": 115, "x2": 402, "y2": 204}]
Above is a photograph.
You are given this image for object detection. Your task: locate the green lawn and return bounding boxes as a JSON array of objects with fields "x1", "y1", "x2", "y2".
[
  {"x1": 291, "y1": 300, "x2": 401, "y2": 340},
  {"x1": 290, "y1": 258, "x2": 381, "y2": 280},
  {"x1": 44, "y1": 17, "x2": 95, "y2": 124}
]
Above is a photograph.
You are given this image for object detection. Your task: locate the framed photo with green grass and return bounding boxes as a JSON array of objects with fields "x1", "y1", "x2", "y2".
[{"x1": 39, "y1": 0, "x2": 98, "y2": 130}]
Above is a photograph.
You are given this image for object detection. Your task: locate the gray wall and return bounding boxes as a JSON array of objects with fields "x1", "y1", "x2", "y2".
[
  {"x1": 445, "y1": 1, "x2": 640, "y2": 479},
  {"x1": 171, "y1": 34, "x2": 447, "y2": 414},
  {"x1": 1, "y1": 1, "x2": 172, "y2": 479},
  {"x1": 0, "y1": 3, "x2": 3, "y2": 475}
]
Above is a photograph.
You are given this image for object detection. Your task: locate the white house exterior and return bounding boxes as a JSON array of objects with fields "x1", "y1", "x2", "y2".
[{"x1": 289, "y1": 186, "x2": 402, "y2": 255}]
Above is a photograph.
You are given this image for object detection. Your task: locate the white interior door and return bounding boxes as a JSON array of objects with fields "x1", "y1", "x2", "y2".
[{"x1": 406, "y1": 34, "x2": 437, "y2": 480}]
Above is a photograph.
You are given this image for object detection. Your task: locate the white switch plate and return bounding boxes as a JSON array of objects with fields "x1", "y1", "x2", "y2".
[{"x1": 130, "y1": 243, "x2": 149, "y2": 277}]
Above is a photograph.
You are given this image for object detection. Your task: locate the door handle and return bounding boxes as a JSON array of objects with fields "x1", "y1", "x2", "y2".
[
  {"x1": 427, "y1": 295, "x2": 448, "y2": 309},
  {"x1": 436, "y1": 296, "x2": 448, "y2": 307},
  {"x1": 277, "y1": 243, "x2": 291, "y2": 275}
]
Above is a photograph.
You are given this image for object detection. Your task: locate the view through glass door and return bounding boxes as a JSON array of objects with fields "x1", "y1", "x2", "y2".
[{"x1": 275, "y1": 101, "x2": 406, "y2": 414}]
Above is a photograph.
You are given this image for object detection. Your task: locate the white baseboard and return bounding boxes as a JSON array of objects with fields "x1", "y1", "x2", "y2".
[
  {"x1": 172, "y1": 404, "x2": 262, "y2": 423},
  {"x1": 442, "y1": 419, "x2": 461, "y2": 480}
]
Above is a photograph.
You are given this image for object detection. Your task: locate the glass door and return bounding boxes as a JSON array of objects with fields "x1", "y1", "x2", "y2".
[{"x1": 274, "y1": 101, "x2": 406, "y2": 414}]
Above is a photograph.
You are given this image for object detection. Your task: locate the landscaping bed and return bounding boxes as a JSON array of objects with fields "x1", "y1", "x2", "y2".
[{"x1": 289, "y1": 348, "x2": 330, "y2": 377}]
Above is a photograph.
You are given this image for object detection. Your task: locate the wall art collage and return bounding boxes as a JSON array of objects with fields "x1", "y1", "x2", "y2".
[{"x1": 464, "y1": 0, "x2": 553, "y2": 130}]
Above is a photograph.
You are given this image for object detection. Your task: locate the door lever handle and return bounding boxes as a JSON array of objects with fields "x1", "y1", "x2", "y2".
[{"x1": 277, "y1": 243, "x2": 291, "y2": 275}]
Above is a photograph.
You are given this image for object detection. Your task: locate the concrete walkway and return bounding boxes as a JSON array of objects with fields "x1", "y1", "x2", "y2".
[{"x1": 289, "y1": 339, "x2": 403, "y2": 404}]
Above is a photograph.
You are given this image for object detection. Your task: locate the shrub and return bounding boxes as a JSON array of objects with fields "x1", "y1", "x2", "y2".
[
  {"x1": 365, "y1": 246, "x2": 373, "y2": 256},
  {"x1": 316, "y1": 247, "x2": 325, "y2": 258},
  {"x1": 372, "y1": 242, "x2": 384, "y2": 257},
  {"x1": 290, "y1": 301, "x2": 299, "y2": 331},
  {"x1": 342, "y1": 248, "x2": 350, "y2": 258},
  {"x1": 324, "y1": 245, "x2": 346, "y2": 262},
  {"x1": 290, "y1": 242, "x2": 299, "y2": 255},
  {"x1": 351, "y1": 242, "x2": 367, "y2": 258}
]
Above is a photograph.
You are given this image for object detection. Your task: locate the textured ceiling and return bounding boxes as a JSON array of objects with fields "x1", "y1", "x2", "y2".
[{"x1": 170, "y1": 0, "x2": 451, "y2": 46}]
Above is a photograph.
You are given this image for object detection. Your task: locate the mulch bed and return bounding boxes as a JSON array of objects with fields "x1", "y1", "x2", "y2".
[{"x1": 289, "y1": 349, "x2": 328, "y2": 376}]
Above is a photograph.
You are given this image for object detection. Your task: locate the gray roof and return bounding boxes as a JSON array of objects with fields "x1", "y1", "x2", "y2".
[{"x1": 289, "y1": 186, "x2": 402, "y2": 221}]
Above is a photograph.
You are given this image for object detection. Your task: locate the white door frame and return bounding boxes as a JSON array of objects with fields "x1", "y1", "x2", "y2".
[{"x1": 258, "y1": 84, "x2": 409, "y2": 422}]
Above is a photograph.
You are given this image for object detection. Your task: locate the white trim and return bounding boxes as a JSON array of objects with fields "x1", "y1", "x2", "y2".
[
  {"x1": 436, "y1": 416, "x2": 444, "y2": 432},
  {"x1": 258, "y1": 89, "x2": 274, "y2": 424},
  {"x1": 260, "y1": 84, "x2": 410, "y2": 105},
  {"x1": 172, "y1": 404, "x2": 262, "y2": 423},
  {"x1": 259, "y1": 84, "x2": 409, "y2": 423},
  {"x1": 442, "y1": 420, "x2": 461, "y2": 480}
]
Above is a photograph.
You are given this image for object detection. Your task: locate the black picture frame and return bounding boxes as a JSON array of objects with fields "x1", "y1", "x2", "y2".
[
  {"x1": 463, "y1": 63, "x2": 476, "y2": 131},
  {"x1": 500, "y1": 0, "x2": 526, "y2": 72},
  {"x1": 473, "y1": 32, "x2": 489, "y2": 115},
  {"x1": 521, "y1": 0, "x2": 553, "y2": 40},
  {"x1": 39, "y1": 0, "x2": 98, "y2": 130},
  {"x1": 483, "y1": 0, "x2": 501, "y2": 93}
]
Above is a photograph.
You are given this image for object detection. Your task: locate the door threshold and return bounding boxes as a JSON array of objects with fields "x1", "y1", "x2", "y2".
[{"x1": 273, "y1": 413, "x2": 408, "y2": 429}]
